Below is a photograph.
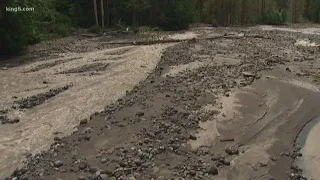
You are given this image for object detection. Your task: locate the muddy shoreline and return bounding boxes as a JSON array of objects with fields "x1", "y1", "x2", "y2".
[{"x1": 2, "y1": 26, "x2": 320, "y2": 179}]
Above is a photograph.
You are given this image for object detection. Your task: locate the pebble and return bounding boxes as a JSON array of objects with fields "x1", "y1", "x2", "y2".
[
  {"x1": 259, "y1": 162, "x2": 267, "y2": 167},
  {"x1": 100, "y1": 158, "x2": 107, "y2": 164},
  {"x1": 78, "y1": 176, "x2": 88, "y2": 180},
  {"x1": 119, "y1": 161, "x2": 127, "y2": 167},
  {"x1": 205, "y1": 164, "x2": 218, "y2": 175},
  {"x1": 286, "y1": 67, "x2": 291, "y2": 72},
  {"x1": 270, "y1": 157, "x2": 277, "y2": 161},
  {"x1": 136, "y1": 111, "x2": 145, "y2": 117},
  {"x1": 225, "y1": 147, "x2": 239, "y2": 155},
  {"x1": 189, "y1": 133, "x2": 197, "y2": 140},
  {"x1": 54, "y1": 160, "x2": 63, "y2": 168},
  {"x1": 89, "y1": 167, "x2": 99, "y2": 174},
  {"x1": 54, "y1": 137, "x2": 62, "y2": 141},
  {"x1": 96, "y1": 153, "x2": 102, "y2": 158},
  {"x1": 72, "y1": 127, "x2": 79, "y2": 133},
  {"x1": 134, "y1": 159, "x2": 142, "y2": 166},
  {"x1": 84, "y1": 127, "x2": 92, "y2": 133},
  {"x1": 242, "y1": 71, "x2": 256, "y2": 77},
  {"x1": 219, "y1": 159, "x2": 231, "y2": 166},
  {"x1": 99, "y1": 174, "x2": 109, "y2": 180},
  {"x1": 80, "y1": 119, "x2": 88, "y2": 125},
  {"x1": 78, "y1": 161, "x2": 88, "y2": 170},
  {"x1": 188, "y1": 170, "x2": 196, "y2": 176}
]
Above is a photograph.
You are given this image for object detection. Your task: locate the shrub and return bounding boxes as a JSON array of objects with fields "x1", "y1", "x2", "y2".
[
  {"x1": 158, "y1": 0, "x2": 194, "y2": 30},
  {"x1": 260, "y1": 9, "x2": 288, "y2": 25},
  {"x1": 89, "y1": 25, "x2": 101, "y2": 34}
]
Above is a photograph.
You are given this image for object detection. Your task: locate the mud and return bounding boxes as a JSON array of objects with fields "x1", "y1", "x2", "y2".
[
  {"x1": 24, "y1": 57, "x2": 82, "y2": 73},
  {"x1": 1, "y1": 25, "x2": 320, "y2": 180}
]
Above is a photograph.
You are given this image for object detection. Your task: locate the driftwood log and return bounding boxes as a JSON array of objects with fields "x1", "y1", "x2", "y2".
[{"x1": 101, "y1": 34, "x2": 271, "y2": 45}]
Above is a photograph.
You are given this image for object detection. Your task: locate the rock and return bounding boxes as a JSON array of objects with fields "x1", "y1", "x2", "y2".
[
  {"x1": 7, "y1": 118, "x2": 20, "y2": 124},
  {"x1": 219, "y1": 159, "x2": 230, "y2": 166},
  {"x1": 270, "y1": 157, "x2": 277, "y2": 161},
  {"x1": 259, "y1": 162, "x2": 267, "y2": 167},
  {"x1": 134, "y1": 159, "x2": 142, "y2": 166},
  {"x1": 153, "y1": 166, "x2": 159, "y2": 173},
  {"x1": 219, "y1": 137, "x2": 234, "y2": 142},
  {"x1": 84, "y1": 127, "x2": 92, "y2": 133},
  {"x1": 78, "y1": 176, "x2": 88, "y2": 180},
  {"x1": 128, "y1": 176, "x2": 137, "y2": 180},
  {"x1": 54, "y1": 160, "x2": 63, "y2": 168},
  {"x1": 78, "y1": 161, "x2": 88, "y2": 170},
  {"x1": 136, "y1": 111, "x2": 144, "y2": 117},
  {"x1": 188, "y1": 170, "x2": 196, "y2": 176},
  {"x1": 205, "y1": 164, "x2": 218, "y2": 175},
  {"x1": 84, "y1": 135, "x2": 91, "y2": 141},
  {"x1": 13, "y1": 118, "x2": 20, "y2": 123},
  {"x1": 89, "y1": 167, "x2": 99, "y2": 174},
  {"x1": 280, "y1": 152, "x2": 290, "y2": 156},
  {"x1": 225, "y1": 147, "x2": 239, "y2": 155},
  {"x1": 101, "y1": 169, "x2": 113, "y2": 175},
  {"x1": 99, "y1": 174, "x2": 109, "y2": 180},
  {"x1": 96, "y1": 153, "x2": 102, "y2": 158},
  {"x1": 189, "y1": 133, "x2": 197, "y2": 140},
  {"x1": 20, "y1": 175, "x2": 29, "y2": 180},
  {"x1": 119, "y1": 161, "x2": 127, "y2": 167},
  {"x1": 88, "y1": 174, "x2": 99, "y2": 180},
  {"x1": 72, "y1": 127, "x2": 79, "y2": 133},
  {"x1": 80, "y1": 119, "x2": 88, "y2": 125},
  {"x1": 54, "y1": 137, "x2": 62, "y2": 141},
  {"x1": 285, "y1": 67, "x2": 291, "y2": 72},
  {"x1": 100, "y1": 158, "x2": 107, "y2": 164},
  {"x1": 242, "y1": 71, "x2": 256, "y2": 77}
]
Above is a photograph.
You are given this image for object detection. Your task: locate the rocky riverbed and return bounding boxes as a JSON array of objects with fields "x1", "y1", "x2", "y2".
[{"x1": 1, "y1": 25, "x2": 320, "y2": 180}]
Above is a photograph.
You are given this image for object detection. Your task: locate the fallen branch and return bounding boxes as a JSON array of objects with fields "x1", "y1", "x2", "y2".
[
  {"x1": 102, "y1": 38, "x2": 187, "y2": 45},
  {"x1": 101, "y1": 34, "x2": 271, "y2": 45}
]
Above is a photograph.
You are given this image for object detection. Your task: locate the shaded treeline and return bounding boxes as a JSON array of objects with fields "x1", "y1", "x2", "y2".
[{"x1": 0, "y1": 0, "x2": 319, "y2": 56}]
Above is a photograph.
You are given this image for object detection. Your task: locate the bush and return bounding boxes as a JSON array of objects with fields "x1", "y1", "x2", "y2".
[
  {"x1": 259, "y1": 9, "x2": 288, "y2": 25},
  {"x1": 158, "y1": 0, "x2": 194, "y2": 30},
  {"x1": 56, "y1": 24, "x2": 70, "y2": 37},
  {"x1": 0, "y1": 0, "x2": 35, "y2": 56},
  {"x1": 89, "y1": 25, "x2": 101, "y2": 34}
]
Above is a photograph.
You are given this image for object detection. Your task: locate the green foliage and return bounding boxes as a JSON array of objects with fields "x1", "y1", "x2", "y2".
[
  {"x1": 304, "y1": 0, "x2": 320, "y2": 22},
  {"x1": 0, "y1": 0, "x2": 74, "y2": 56},
  {"x1": 0, "y1": 0, "x2": 37, "y2": 56},
  {"x1": 89, "y1": 25, "x2": 101, "y2": 34},
  {"x1": 275, "y1": 0, "x2": 289, "y2": 10},
  {"x1": 1, "y1": 0, "x2": 320, "y2": 57},
  {"x1": 159, "y1": 0, "x2": 194, "y2": 30},
  {"x1": 261, "y1": 9, "x2": 288, "y2": 25}
]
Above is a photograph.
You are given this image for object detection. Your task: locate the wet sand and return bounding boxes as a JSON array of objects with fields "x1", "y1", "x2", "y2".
[{"x1": 295, "y1": 116, "x2": 320, "y2": 180}]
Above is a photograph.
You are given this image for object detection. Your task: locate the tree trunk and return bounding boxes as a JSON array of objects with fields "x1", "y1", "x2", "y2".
[
  {"x1": 262, "y1": 0, "x2": 265, "y2": 18},
  {"x1": 241, "y1": 0, "x2": 247, "y2": 24},
  {"x1": 101, "y1": 0, "x2": 105, "y2": 28},
  {"x1": 94, "y1": 0, "x2": 99, "y2": 26},
  {"x1": 106, "y1": 0, "x2": 109, "y2": 27}
]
